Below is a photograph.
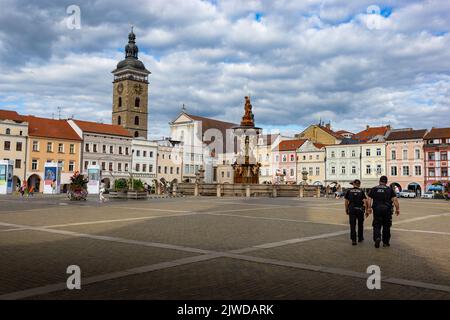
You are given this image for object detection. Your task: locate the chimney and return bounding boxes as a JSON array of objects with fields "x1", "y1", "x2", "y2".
[
  {"x1": 325, "y1": 122, "x2": 331, "y2": 130},
  {"x1": 366, "y1": 125, "x2": 370, "y2": 130}
]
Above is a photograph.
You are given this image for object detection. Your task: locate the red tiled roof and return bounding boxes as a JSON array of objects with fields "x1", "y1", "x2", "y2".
[
  {"x1": 187, "y1": 113, "x2": 237, "y2": 134},
  {"x1": 278, "y1": 139, "x2": 307, "y2": 151},
  {"x1": 73, "y1": 119, "x2": 133, "y2": 137},
  {"x1": 353, "y1": 126, "x2": 390, "y2": 142},
  {"x1": 24, "y1": 116, "x2": 82, "y2": 141},
  {"x1": 336, "y1": 130, "x2": 354, "y2": 135},
  {"x1": 386, "y1": 129, "x2": 427, "y2": 141},
  {"x1": 0, "y1": 110, "x2": 27, "y2": 122},
  {"x1": 424, "y1": 127, "x2": 450, "y2": 140},
  {"x1": 313, "y1": 142, "x2": 326, "y2": 149}
]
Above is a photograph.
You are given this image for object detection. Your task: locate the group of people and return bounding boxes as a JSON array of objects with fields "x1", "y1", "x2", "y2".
[
  {"x1": 17, "y1": 182, "x2": 35, "y2": 197},
  {"x1": 344, "y1": 175, "x2": 400, "y2": 248}
]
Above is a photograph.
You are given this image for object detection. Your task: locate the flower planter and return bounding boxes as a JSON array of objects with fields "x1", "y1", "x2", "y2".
[
  {"x1": 127, "y1": 190, "x2": 148, "y2": 199},
  {"x1": 109, "y1": 191, "x2": 128, "y2": 199}
]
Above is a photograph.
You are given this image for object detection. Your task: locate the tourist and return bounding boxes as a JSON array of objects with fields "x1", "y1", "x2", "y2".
[{"x1": 99, "y1": 181, "x2": 106, "y2": 202}]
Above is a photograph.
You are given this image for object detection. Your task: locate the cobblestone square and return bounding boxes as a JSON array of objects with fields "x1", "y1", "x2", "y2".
[{"x1": 0, "y1": 195, "x2": 449, "y2": 300}]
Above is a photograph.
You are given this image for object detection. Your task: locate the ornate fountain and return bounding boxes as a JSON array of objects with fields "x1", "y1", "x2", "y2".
[{"x1": 232, "y1": 96, "x2": 261, "y2": 184}]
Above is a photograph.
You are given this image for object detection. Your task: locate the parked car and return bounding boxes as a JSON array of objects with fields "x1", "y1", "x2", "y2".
[
  {"x1": 421, "y1": 192, "x2": 434, "y2": 199},
  {"x1": 398, "y1": 190, "x2": 416, "y2": 198}
]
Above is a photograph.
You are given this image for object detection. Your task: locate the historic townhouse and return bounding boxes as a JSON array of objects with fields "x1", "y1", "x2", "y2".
[
  {"x1": 360, "y1": 142, "x2": 387, "y2": 188},
  {"x1": 155, "y1": 138, "x2": 182, "y2": 183},
  {"x1": 325, "y1": 142, "x2": 362, "y2": 188},
  {"x1": 296, "y1": 122, "x2": 342, "y2": 145},
  {"x1": 0, "y1": 110, "x2": 28, "y2": 189},
  {"x1": 256, "y1": 134, "x2": 283, "y2": 184},
  {"x1": 131, "y1": 137, "x2": 158, "y2": 184},
  {"x1": 386, "y1": 129, "x2": 427, "y2": 195},
  {"x1": 25, "y1": 116, "x2": 82, "y2": 192},
  {"x1": 296, "y1": 140, "x2": 326, "y2": 186},
  {"x1": 68, "y1": 119, "x2": 133, "y2": 189},
  {"x1": 169, "y1": 110, "x2": 237, "y2": 183},
  {"x1": 273, "y1": 139, "x2": 306, "y2": 184},
  {"x1": 423, "y1": 127, "x2": 450, "y2": 191}
]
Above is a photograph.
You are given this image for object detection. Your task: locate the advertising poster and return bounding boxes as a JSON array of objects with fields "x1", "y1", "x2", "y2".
[{"x1": 44, "y1": 166, "x2": 57, "y2": 186}]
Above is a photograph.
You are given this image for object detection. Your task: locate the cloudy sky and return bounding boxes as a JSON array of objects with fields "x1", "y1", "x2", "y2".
[{"x1": 0, "y1": 0, "x2": 449, "y2": 138}]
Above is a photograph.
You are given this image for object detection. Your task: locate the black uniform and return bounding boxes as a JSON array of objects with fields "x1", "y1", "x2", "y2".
[
  {"x1": 368, "y1": 185, "x2": 396, "y2": 244},
  {"x1": 344, "y1": 187, "x2": 366, "y2": 242}
]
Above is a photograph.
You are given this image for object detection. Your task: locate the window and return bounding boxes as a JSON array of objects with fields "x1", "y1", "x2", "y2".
[
  {"x1": 4, "y1": 141, "x2": 10, "y2": 151},
  {"x1": 102, "y1": 145, "x2": 106, "y2": 153},
  {"x1": 170, "y1": 167, "x2": 173, "y2": 174},
  {"x1": 158, "y1": 166, "x2": 162, "y2": 174},
  {"x1": 290, "y1": 154, "x2": 295, "y2": 162},
  {"x1": 341, "y1": 151, "x2": 345, "y2": 157},
  {"x1": 135, "y1": 97, "x2": 140, "y2": 108},
  {"x1": 403, "y1": 166, "x2": 409, "y2": 176},
  {"x1": 415, "y1": 149, "x2": 420, "y2": 160},
  {"x1": 134, "y1": 131, "x2": 139, "y2": 138},
  {"x1": 124, "y1": 163, "x2": 129, "y2": 172},
  {"x1": 366, "y1": 165, "x2": 371, "y2": 175},
  {"x1": 415, "y1": 166, "x2": 421, "y2": 176},
  {"x1": 142, "y1": 164, "x2": 147, "y2": 172},
  {"x1": 5, "y1": 128, "x2": 11, "y2": 135},
  {"x1": 136, "y1": 150, "x2": 140, "y2": 157},
  {"x1": 403, "y1": 150, "x2": 408, "y2": 160},
  {"x1": 84, "y1": 161, "x2": 89, "y2": 170},
  {"x1": 150, "y1": 165, "x2": 153, "y2": 173},
  {"x1": 428, "y1": 152, "x2": 435, "y2": 161},
  {"x1": 331, "y1": 151, "x2": 335, "y2": 158},
  {"x1": 119, "y1": 146, "x2": 122, "y2": 155},
  {"x1": 366, "y1": 149, "x2": 371, "y2": 156},
  {"x1": 351, "y1": 166, "x2": 356, "y2": 174},
  {"x1": 309, "y1": 155, "x2": 312, "y2": 160},
  {"x1": 316, "y1": 167, "x2": 320, "y2": 175},
  {"x1": 351, "y1": 150, "x2": 356, "y2": 157},
  {"x1": 134, "y1": 116, "x2": 139, "y2": 125},
  {"x1": 70, "y1": 144, "x2": 75, "y2": 154},
  {"x1": 442, "y1": 168, "x2": 448, "y2": 177},
  {"x1": 429, "y1": 168, "x2": 435, "y2": 177},
  {"x1": 101, "y1": 162, "x2": 106, "y2": 170},
  {"x1": 391, "y1": 150, "x2": 396, "y2": 160},
  {"x1": 331, "y1": 166, "x2": 336, "y2": 175},
  {"x1": 150, "y1": 151, "x2": 153, "y2": 158},
  {"x1": 126, "y1": 147, "x2": 129, "y2": 155},
  {"x1": 32, "y1": 159, "x2": 38, "y2": 170},
  {"x1": 341, "y1": 166, "x2": 346, "y2": 174},
  {"x1": 110, "y1": 146, "x2": 113, "y2": 154},
  {"x1": 67, "y1": 161, "x2": 74, "y2": 172},
  {"x1": 302, "y1": 155, "x2": 306, "y2": 160},
  {"x1": 441, "y1": 151, "x2": 448, "y2": 161},
  {"x1": 32, "y1": 141, "x2": 39, "y2": 152},
  {"x1": 109, "y1": 162, "x2": 113, "y2": 171},
  {"x1": 376, "y1": 148, "x2": 381, "y2": 156},
  {"x1": 221, "y1": 171, "x2": 225, "y2": 178},
  {"x1": 118, "y1": 163, "x2": 122, "y2": 172},
  {"x1": 391, "y1": 166, "x2": 397, "y2": 176},
  {"x1": 93, "y1": 144, "x2": 97, "y2": 153},
  {"x1": 47, "y1": 142, "x2": 53, "y2": 152},
  {"x1": 316, "y1": 154, "x2": 319, "y2": 160},
  {"x1": 58, "y1": 143, "x2": 64, "y2": 153},
  {"x1": 309, "y1": 167, "x2": 313, "y2": 176},
  {"x1": 143, "y1": 151, "x2": 147, "y2": 157},
  {"x1": 135, "y1": 164, "x2": 140, "y2": 172},
  {"x1": 85, "y1": 143, "x2": 90, "y2": 152},
  {"x1": 282, "y1": 155, "x2": 287, "y2": 162},
  {"x1": 290, "y1": 168, "x2": 295, "y2": 177},
  {"x1": 164, "y1": 166, "x2": 167, "y2": 174},
  {"x1": 117, "y1": 116, "x2": 121, "y2": 125},
  {"x1": 376, "y1": 164, "x2": 382, "y2": 174},
  {"x1": 16, "y1": 142, "x2": 22, "y2": 151},
  {"x1": 118, "y1": 97, "x2": 122, "y2": 107},
  {"x1": 15, "y1": 159, "x2": 21, "y2": 169}
]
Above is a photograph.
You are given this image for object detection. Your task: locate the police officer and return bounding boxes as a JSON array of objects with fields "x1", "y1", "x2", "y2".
[
  {"x1": 367, "y1": 176, "x2": 400, "y2": 248},
  {"x1": 344, "y1": 179, "x2": 367, "y2": 245}
]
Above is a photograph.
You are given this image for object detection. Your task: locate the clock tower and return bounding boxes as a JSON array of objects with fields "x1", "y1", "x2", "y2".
[{"x1": 112, "y1": 28, "x2": 150, "y2": 138}]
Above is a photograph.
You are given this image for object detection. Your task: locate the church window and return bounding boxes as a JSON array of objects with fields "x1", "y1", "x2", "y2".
[
  {"x1": 135, "y1": 97, "x2": 140, "y2": 108},
  {"x1": 118, "y1": 116, "x2": 121, "y2": 125},
  {"x1": 134, "y1": 116, "x2": 139, "y2": 125},
  {"x1": 118, "y1": 97, "x2": 122, "y2": 107}
]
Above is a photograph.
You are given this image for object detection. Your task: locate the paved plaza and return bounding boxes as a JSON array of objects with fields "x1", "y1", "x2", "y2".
[{"x1": 0, "y1": 194, "x2": 449, "y2": 300}]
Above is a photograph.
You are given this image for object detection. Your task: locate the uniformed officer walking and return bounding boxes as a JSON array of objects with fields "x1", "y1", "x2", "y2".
[
  {"x1": 344, "y1": 179, "x2": 367, "y2": 245},
  {"x1": 367, "y1": 176, "x2": 400, "y2": 248}
]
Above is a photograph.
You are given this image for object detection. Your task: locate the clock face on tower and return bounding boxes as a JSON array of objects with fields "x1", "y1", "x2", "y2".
[
  {"x1": 134, "y1": 83, "x2": 143, "y2": 95},
  {"x1": 117, "y1": 83, "x2": 124, "y2": 94}
]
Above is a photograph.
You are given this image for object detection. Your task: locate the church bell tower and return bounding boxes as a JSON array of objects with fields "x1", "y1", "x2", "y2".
[{"x1": 112, "y1": 28, "x2": 150, "y2": 138}]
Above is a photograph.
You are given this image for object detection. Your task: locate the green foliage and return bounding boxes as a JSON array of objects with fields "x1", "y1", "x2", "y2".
[
  {"x1": 129, "y1": 178, "x2": 144, "y2": 191},
  {"x1": 114, "y1": 178, "x2": 128, "y2": 191}
]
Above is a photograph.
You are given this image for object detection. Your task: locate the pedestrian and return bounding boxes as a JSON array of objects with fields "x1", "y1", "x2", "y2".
[
  {"x1": 19, "y1": 183, "x2": 26, "y2": 197},
  {"x1": 344, "y1": 179, "x2": 368, "y2": 245},
  {"x1": 99, "y1": 181, "x2": 106, "y2": 202},
  {"x1": 367, "y1": 176, "x2": 400, "y2": 248},
  {"x1": 28, "y1": 185, "x2": 34, "y2": 197}
]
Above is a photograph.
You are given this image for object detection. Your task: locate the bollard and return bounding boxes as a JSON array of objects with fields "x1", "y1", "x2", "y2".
[
  {"x1": 246, "y1": 185, "x2": 251, "y2": 198},
  {"x1": 217, "y1": 184, "x2": 222, "y2": 197},
  {"x1": 299, "y1": 185, "x2": 304, "y2": 198},
  {"x1": 272, "y1": 185, "x2": 277, "y2": 198},
  {"x1": 194, "y1": 183, "x2": 199, "y2": 197},
  {"x1": 316, "y1": 186, "x2": 320, "y2": 198},
  {"x1": 157, "y1": 184, "x2": 161, "y2": 195}
]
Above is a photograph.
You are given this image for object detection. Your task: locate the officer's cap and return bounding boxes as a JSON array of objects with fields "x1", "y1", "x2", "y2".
[{"x1": 350, "y1": 179, "x2": 361, "y2": 185}]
